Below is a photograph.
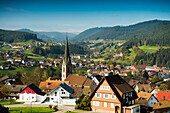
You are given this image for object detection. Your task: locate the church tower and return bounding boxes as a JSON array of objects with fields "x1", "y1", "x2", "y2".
[{"x1": 62, "y1": 33, "x2": 72, "y2": 81}]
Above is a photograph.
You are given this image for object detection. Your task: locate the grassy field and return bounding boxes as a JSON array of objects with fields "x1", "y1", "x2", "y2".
[
  {"x1": 139, "y1": 46, "x2": 160, "y2": 52},
  {"x1": 0, "y1": 66, "x2": 35, "y2": 76},
  {"x1": 9, "y1": 107, "x2": 55, "y2": 113},
  {"x1": 0, "y1": 46, "x2": 13, "y2": 51},
  {"x1": 1, "y1": 101, "x2": 24, "y2": 105}
]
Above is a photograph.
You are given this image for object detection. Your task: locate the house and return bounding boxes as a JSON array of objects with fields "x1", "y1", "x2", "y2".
[
  {"x1": 131, "y1": 65, "x2": 147, "y2": 70},
  {"x1": 151, "y1": 86, "x2": 160, "y2": 98},
  {"x1": 2, "y1": 85, "x2": 26, "y2": 100},
  {"x1": 0, "y1": 65, "x2": 10, "y2": 70},
  {"x1": 134, "y1": 84, "x2": 152, "y2": 93},
  {"x1": 91, "y1": 75, "x2": 102, "y2": 85},
  {"x1": 89, "y1": 75, "x2": 138, "y2": 113},
  {"x1": 157, "y1": 91, "x2": 170, "y2": 101},
  {"x1": 39, "y1": 78, "x2": 69, "y2": 92},
  {"x1": 40, "y1": 64, "x2": 48, "y2": 68},
  {"x1": 19, "y1": 83, "x2": 46, "y2": 102},
  {"x1": 115, "y1": 65, "x2": 121, "y2": 70},
  {"x1": 152, "y1": 100, "x2": 170, "y2": 113},
  {"x1": 0, "y1": 76, "x2": 11, "y2": 84},
  {"x1": 42, "y1": 82, "x2": 76, "y2": 105},
  {"x1": 15, "y1": 58, "x2": 22, "y2": 62},
  {"x1": 65, "y1": 74, "x2": 97, "y2": 97},
  {"x1": 137, "y1": 91, "x2": 158, "y2": 106}
]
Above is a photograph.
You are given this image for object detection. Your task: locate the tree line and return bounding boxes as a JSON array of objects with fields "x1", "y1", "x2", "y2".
[{"x1": 0, "y1": 29, "x2": 40, "y2": 43}]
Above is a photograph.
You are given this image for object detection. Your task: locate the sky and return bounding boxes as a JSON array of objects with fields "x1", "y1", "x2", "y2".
[{"x1": 0, "y1": 0, "x2": 170, "y2": 33}]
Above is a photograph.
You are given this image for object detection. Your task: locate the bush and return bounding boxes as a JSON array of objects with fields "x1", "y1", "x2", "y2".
[
  {"x1": 0, "y1": 105, "x2": 9, "y2": 113},
  {"x1": 52, "y1": 105, "x2": 58, "y2": 111},
  {"x1": 48, "y1": 105, "x2": 52, "y2": 109}
]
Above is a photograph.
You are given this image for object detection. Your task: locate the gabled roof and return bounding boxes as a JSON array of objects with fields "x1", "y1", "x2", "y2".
[
  {"x1": 89, "y1": 75, "x2": 137, "y2": 101},
  {"x1": 39, "y1": 80, "x2": 69, "y2": 90},
  {"x1": 9, "y1": 78, "x2": 23, "y2": 85},
  {"x1": 49, "y1": 82, "x2": 74, "y2": 94},
  {"x1": 59, "y1": 82, "x2": 74, "y2": 94},
  {"x1": 0, "y1": 76, "x2": 9, "y2": 82},
  {"x1": 137, "y1": 84, "x2": 152, "y2": 93},
  {"x1": 152, "y1": 100, "x2": 170, "y2": 110},
  {"x1": 65, "y1": 74, "x2": 93, "y2": 86},
  {"x1": 21, "y1": 83, "x2": 46, "y2": 96},
  {"x1": 137, "y1": 91, "x2": 153, "y2": 101},
  {"x1": 4, "y1": 85, "x2": 26, "y2": 92}
]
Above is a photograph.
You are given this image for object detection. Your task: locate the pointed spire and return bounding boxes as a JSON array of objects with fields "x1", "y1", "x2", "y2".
[{"x1": 65, "y1": 32, "x2": 70, "y2": 63}]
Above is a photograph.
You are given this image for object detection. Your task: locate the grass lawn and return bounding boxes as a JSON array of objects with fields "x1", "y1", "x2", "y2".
[
  {"x1": 9, "y1": 107, "x2": 55, "y2": 113},
  {"x1": 1, "y1": 101, "x2": 24, "y2": 105},
  {"x1": 0, "y1": 66, "x2": 35, "y2": 76},
  {"x1": 139, "y1": 46, "x2": 160, "y2": 52}
]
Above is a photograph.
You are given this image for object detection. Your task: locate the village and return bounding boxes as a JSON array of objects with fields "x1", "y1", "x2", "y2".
[{"x1": 0, "y1": 38, "x2": 169, "y2": 113}]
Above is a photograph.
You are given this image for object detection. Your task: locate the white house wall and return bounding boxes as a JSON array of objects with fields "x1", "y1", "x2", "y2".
[{"x1": 19, "y1": 94, "x2": 36, "y2": 102}]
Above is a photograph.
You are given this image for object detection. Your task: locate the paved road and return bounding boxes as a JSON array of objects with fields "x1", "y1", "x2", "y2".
[{"x1": 4, "y1": 103, "x2": 101, "y2": 113}]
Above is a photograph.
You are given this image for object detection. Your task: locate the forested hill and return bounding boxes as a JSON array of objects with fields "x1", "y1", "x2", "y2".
[
  {"x1": 0, "y1": 29, "x2": 38, "y2": 43},
  {"x1": 121, "y1": 23, "x2": 170, "y2": 48},
  {"x1": 71, "y1": 20, "x2": 170, "y2": 42},
  {"x1": 70, "y1": 27, "x2": 108, "y2": 42}
]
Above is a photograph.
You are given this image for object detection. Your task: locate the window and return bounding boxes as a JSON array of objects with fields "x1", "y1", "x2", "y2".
[
  {"x1": 93, "y1": 101, "x2": 100, "y2": 106},
  {"x1": 51, "y1": 98, "x2": 54, "y2": 100},
  {"x1": 104, "y1": 102, "x2": 107, "y2": 107},
  {"x1": 24, "y1": 91, "x2": 27, "y2": 93},
  {"x1": 29, "y1": 91, "x2": 31, "y2": 94},
  {"x1": 123, "y1": 94, "x2": 125, "y2": 99},
  {"x1": 103, "y1": 94, "x2": 109, "y2": 99},
  {"x1": 129, "y1": 101, "x2": 131, "y2": 105},
  {"x1": 126, "y1": 93, "x2": 128, "y2": 96},
  {"x1": 111, "y1": 94, "x2": 116, "y2": 99},
  {"x1": 62, "y1": 92, "x2": 65, "y2": 94},
  {"x1": 130, "y1": 92, "x2": 133, "y2": 97},
  {"x1": 110, "y1": 103, "x2": 114, "y2": 108},
  {"x1": 100, "y1": 86, "x2": 104, "y2": 90},
  {"x1": 105, "y1": 86, "x2": 110, "y2": 90},
  {"x1": 55, "y1": 92, "x2": 57, "y2": 96},
  {"x1": 32, "y1": 97, "x2": 34, "y2": 99},
  {"x1": 151, "y1": 102, "x2": 153, "y2": 104},
  {"x1": 95, "y1": 93, "x2": 101, "y2": 98},
  {"x1": 151, "y1": 98, "x2": 153, "y2": 100},
  {"x1": 132, "y1": 100, "x2": 134, "y2": 104}
]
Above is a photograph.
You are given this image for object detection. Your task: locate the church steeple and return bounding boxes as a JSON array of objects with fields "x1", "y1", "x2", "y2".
[
  {"x1": 62, "y1": 33, "x2": 72, "y2": 81},
  {"x1": 65, "y1": 32, "x2": 70, "y2": 64}
]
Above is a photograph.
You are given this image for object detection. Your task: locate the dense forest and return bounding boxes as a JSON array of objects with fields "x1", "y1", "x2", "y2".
[
  {"x1": 71, "y1": 20, "x2": 170, "y2": 42},
  {"x1": 0, "y1": 29, "x2": 39, "y2": 43},
  {"x1": 133, "y1": 47, "x2": 170, "y2": 67},
  {"x1": 121, "y1": 24, "x2": 170, "y2": 48},
  {"x1": 31, "y1": 43, "x2": 86, "y2": 58}
]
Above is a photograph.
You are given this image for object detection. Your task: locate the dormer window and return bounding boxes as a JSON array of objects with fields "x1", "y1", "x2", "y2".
[
  {"x1": 24, "y1": 91, "x2": 27, "y2": 93},
  {"x1": 29, "y1": 91, "x2": 32, "y2": 94}
]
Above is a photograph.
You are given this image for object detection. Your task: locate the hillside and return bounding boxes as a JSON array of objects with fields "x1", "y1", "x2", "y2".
[
  {"x1": 18, "y1": 29, "x2": 76, "y2": 42},
  {"x1": 71, "y1": 20, "x2": 170, "y2": 42},
  {"x1": 70, "y1": 27, "x2": 108, "y2": 42},
  {"x1": 120, "y1": 23, "x2": 170, "y2": 48},
  {"x1": 0, "y1": 29, "x2": 38, "y2": 43}
]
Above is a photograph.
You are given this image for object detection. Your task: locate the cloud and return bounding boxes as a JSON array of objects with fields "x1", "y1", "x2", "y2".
[{"x1": 3, "y1": 7, "x2": 25, "y2": 11}]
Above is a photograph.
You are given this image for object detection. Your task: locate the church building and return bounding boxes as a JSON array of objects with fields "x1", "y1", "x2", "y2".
[{"x1": 62, "y1": 34, "x2": 72, "y2": 81}]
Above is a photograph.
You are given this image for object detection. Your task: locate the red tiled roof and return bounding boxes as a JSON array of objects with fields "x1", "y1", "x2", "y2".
[{"x1": 157, "y1": 91, "x2": 170, "y2": 101}]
